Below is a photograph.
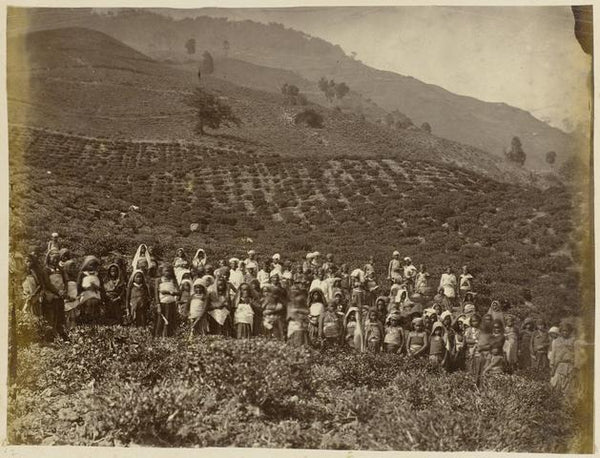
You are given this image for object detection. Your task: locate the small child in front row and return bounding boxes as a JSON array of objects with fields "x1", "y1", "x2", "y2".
[
  {"x1": 364, "y1": 309, "x2": 384, "y2": 353},
  {"x1": 482, "y1": 346, "x2": 506, "y2": 376},
  {"x1": 406, "y1": 317, "x2": 428, "y2": 358},
  {"x1": 319, "y1": 300, "x2": 343, "y2": 349},
  {"x1": 429, "y1": 322, "x2": 446, "y2": 367},
  {"x1": 384, "y1": 312, "x2": 404, "y2": 353}
]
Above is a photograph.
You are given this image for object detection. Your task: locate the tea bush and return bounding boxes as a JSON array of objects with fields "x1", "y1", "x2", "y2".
[{"x1": 8, "y1": 326, "x2": 581, "y2": 451}]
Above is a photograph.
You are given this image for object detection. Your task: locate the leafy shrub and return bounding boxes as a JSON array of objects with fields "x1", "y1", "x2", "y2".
[
  {"x1": 8, "y1": 327, "x2": 583, "y2": 451},
  {"x1": 294, "y1": 109, "x2": 324, "y2": 128}
]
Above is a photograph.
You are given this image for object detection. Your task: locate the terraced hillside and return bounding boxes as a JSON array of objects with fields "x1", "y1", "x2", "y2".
[
  {"x1": 7, "y1": 27, "x2": 551, "y2": 186},
  {"x1": 9, "y1": 126, "x2": 585, "y2": 324},
  {"x1": 7, "y1": 8, "x2": 581, "y2": 170}
]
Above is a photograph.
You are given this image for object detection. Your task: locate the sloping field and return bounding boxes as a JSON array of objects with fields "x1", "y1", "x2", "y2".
[
  {"x1": 7, "y1": 27, "x2": 550, "y2": 186},
  {"x1": 9, "y1": 126, "x2": 582, "y2": 323}
]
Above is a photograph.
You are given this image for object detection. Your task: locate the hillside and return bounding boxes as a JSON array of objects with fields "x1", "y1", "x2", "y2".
[
  {"x1": 7, "y1": 27, "x2": 547, "y2": 186},
  {"x1": 6, "y1": 7, "x2": 582, "y2": 170},
  {"x1": 9, "y1": 124, "x2": 584, "y2": 324}
]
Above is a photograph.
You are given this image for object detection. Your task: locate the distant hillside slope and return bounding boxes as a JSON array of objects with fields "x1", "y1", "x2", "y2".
[
  {"x1": 7, "y1": 7, "x2": 581, "y2": 170},
  {"x1": 8, "y1": 27, "x2": 550, "y2": 186}
]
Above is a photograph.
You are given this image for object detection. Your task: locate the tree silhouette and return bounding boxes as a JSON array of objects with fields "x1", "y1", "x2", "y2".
[
  {"x1": 202, "y1": 51, "x2": 214, "y2": 74},
  {"x1": 185, "y1": 88, "x2": 240, "y2": 136},
  {"x1": 421, "y1": 122, "x2": 432, "y2": 134},
  {"x1": 546, "y1": 151, "x2": 557, "y2": 165},
  {"x1": 505, "y1": 136, "x2": 526, "y2": 166},
  {"x1": 185, "y1": 38, "x2": 196, "y2": 55}
]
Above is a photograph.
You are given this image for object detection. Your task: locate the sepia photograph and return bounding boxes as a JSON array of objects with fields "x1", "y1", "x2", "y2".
[{"x1": 3, "y1": 3, "x2": 595, "y2": 453}]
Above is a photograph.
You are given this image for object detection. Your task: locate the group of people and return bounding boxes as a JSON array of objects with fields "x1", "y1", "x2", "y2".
[{"x1": 19, "y1": 233, "x2": 579, "y2": 392}]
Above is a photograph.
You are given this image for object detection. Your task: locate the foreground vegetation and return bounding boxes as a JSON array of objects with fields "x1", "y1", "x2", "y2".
[{"x1": 8, "y1": 325, "x2": 585, "y2": 451}]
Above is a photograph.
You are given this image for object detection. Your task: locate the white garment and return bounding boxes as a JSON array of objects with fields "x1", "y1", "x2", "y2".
[
  {"x1": 440, "y1": 273, "x2": 457, "y2": 298},
  {"x1": 229, "y1": 269, "x2": 244, "y2": 290},
  {"x1": 257, "y1": 270, "x2": 270, "y2": 286},
  {"x1": 234, "y1": 303, "x2": 254, "y2": 326}
]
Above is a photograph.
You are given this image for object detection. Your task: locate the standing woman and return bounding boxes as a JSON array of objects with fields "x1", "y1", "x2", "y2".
[
  {"x1": 189, "y1": 279, "x2": 209, "y2": 337},
  {"x1": 104, "y1": 263, "x2": 125, "y2": 322},
  {"x1": 191, "y1": 248, "x2": 208, "y2": 270},
  {"x1": 414, "y1": 265, "x2": 431, "y2": 297},
  {"x1": 132, "y1": 244, "x2": 152, "y2": 273},
  {"x1": 153, "y1": 265, "x2": 180, "y2": 337},
  {"x1": 550, "y1": 321, "x2": 576, "y2": 393},
  {"x1": 207, "y1": 276, "x2": 233, "y2": 336},
  {"x1": 77, "y1": 256, "x2": 106, "y2": 325},
  {"x1": 44, "y1": 249, "x2": 69, "y2": 339},
  {"x1": 439, "y1": 266, "x2": 458, "y2": 304},
  {"x1": 173, "y1": 248, "x2": 189, "y2": 279}
]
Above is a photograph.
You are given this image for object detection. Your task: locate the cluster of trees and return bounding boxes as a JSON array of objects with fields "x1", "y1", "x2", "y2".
[
  {"x1": 505, "y1": 137, "x2": 559, "y2": 168},
  {"x1": 280, "y1": 83, "x2": 307, "y2": 106},
  {"x1": 317, "y1": 77, "x2": 350, "y2": 103}
]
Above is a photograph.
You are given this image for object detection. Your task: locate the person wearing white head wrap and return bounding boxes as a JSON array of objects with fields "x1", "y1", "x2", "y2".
[
  {"x1": 192, "y1": 249, "x2": 207, "y2": 269},
  {"x1": 132, "y1": 244, "x2": 152, "y2": 272}
]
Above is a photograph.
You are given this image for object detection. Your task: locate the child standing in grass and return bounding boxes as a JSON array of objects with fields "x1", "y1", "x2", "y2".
[
  {"x1": 383, "y1": 311, "x2": 404, "y2": 353},
  {"x1": 287, "y1": 287, "x2": 310, "y2": 347},
  {"x1": 154, "y1": 265, "x2": 179, "y2": 337},
  {"x1": 177, "y1": 279, "x2": 192, "y2": 321},
  {"x1": 519, "y1": 317, "x2": 535, "y2": 369},
  {"x1": 125, "y1": 270, "x2": 151, "y2": 327},
  {"x1": 464, "y1": 314, "x2": 481, "y2": 375},
  {"x1": 531, "y1": 318, "x2": 550, "y2": 373},
  {"x1": 233, "y1": 283, "x2": 255, "y2": 339},
  {"x1": 550, "y1": 321, "x2": 576, "y2": 393},
  {"x1": 308, "y1": 288, "x2": 326, "y2": 346},
  {"x1": 364, "y1": 308, "x2": 384, "y2": 353},
  {"x1": 406, "y1": 317, "x2": 428, "y2": 358},
  {"x1": 482, "y1": 346, "x2": 506, "y2": 376},
  {"x1": 429, "y1": 322, "x2": 446, "y2": 367},
  {"x1": 319, "y1": 299, "x2": 343, "y2": 349},
  {"x1": 503, "y1": 315, "x2": 519, "y2": 373}
]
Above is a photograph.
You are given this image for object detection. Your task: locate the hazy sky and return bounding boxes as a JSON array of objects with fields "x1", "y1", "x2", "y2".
[{"x1": 185, "y1": 6, "x2": 591, "y2": 132}]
